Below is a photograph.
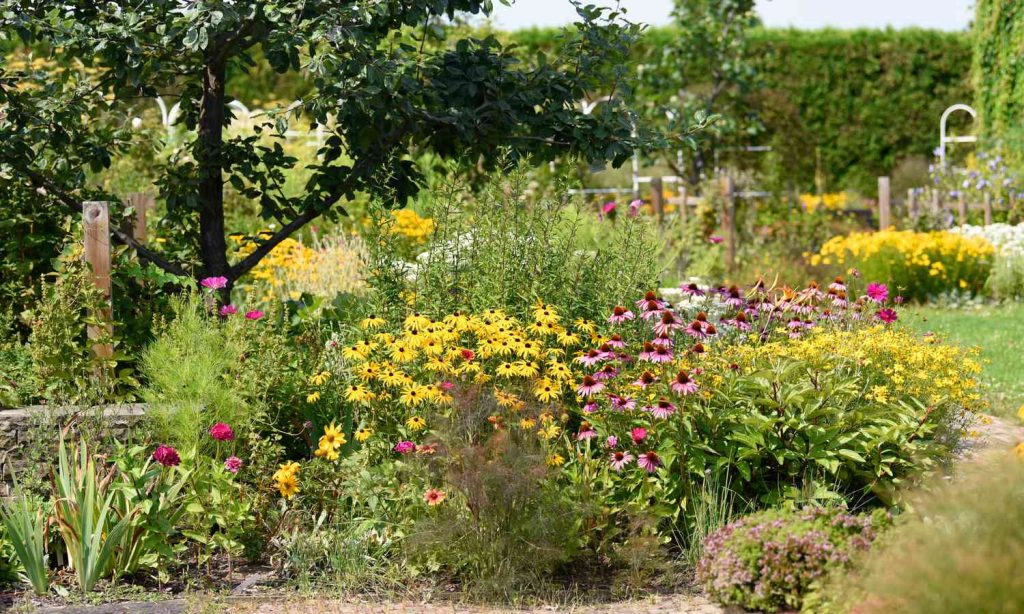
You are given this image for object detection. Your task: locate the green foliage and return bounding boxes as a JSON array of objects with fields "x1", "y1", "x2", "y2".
[
  {"x1": 178, "y1": 451, "x2": 252, "y2": 574},
  {"x1": 0, "y1": 305, "x2": 32, "y2": 408},
  {"x1": 697, "y1": 506, "x2": 891, "y2": 613},
  {"x1": 0, "y1": 492, "x2": 49, "y2": 595},
  {"x1": 974, "y1": 0, "x2": 1024, "y2": 171},
  {"x1": 52, "y1": 438, "x2": 138, "y2": 593},
  {"x1": 809, "y1": 457, "x2": 1024, "y2": 614}
]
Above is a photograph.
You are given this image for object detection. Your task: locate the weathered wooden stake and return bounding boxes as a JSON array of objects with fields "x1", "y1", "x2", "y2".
[
  {"x1": 679, "y1": 186, "x2": 689, "y2": 222},
  {"x1": 931, "y1": 190, "x2": 941, "y2": 215},
  {"x1": 907, "y1": 188, "x2": 918, "y2": 221},
  {"x1": 124, "y1": 192, "x2": 154, "y2": 244},
  {"x1": 877, "y1": 177, "x2": 891, "y2": 230},
  {"x1": 650, "y1": 177, "x2": 665, "y2": 225},
  {"x1": 720, "y1": 175, "x2": 737, "y2": 273},
  {"x1": 83, "y1": 202, "x2": 113, "y2": 360},
  {"x1": 957, "y1": 191, "x2": 968, "y2": 225},
  {"x1": 983, "y1": 193, "x2": 993, "y2": 225}
]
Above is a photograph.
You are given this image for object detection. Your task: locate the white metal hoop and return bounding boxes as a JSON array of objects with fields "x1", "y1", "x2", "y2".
[{"x1": 939, "y1": 103, "x2": 977, "y2": 164}]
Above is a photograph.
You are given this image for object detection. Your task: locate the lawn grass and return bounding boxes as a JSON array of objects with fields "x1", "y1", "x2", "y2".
[{"x1": 903, "y1": 303, "x2": 1024, "y2": 418}]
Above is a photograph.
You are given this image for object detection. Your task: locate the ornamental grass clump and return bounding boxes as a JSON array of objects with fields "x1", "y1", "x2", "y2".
[{"x1": 696, "y1": 507, "x2": 891, "y2": 613}]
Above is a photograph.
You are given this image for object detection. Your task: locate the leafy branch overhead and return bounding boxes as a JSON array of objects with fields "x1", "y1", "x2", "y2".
[{"x1": 0, "y1": 1, "x2": 705, "y2": 288}]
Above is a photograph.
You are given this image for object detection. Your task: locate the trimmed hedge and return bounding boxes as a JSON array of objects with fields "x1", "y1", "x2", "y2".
[
  {"x1": 974, "y1": 1, "x2": 1024, "y2": 170},
  {"x1": 510, "y1": 27, "x2": 974, "y2": 194}
]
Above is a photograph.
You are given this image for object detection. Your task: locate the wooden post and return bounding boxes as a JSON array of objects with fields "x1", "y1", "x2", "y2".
[
  {"x1": 124, "y1": 192, "x2": 153, "y2": 244},
  {"x1": 650, "y1": 177, "x2": 665, "y2": 225},
  {"x1": 957, "y1": 191, "x2": 968, "y2": 226},
  {"x1": 679, "y1": 186, "x2": 689, "y2": 223},
  {"x1": 720, "y1": 175, "x2": 737, "y2": 273},
  {"x1": 83, "y1": 202, "x2": 113, "y2": 360},
  {"x1": 877, "y1": 176, "x2": 891, "y2": 230},
  {"x1": 907, "y1": 188, "x2": 918, "y2": 221},
  {"x1": 931, "y1": 190, "x2": 941, "y2": 215},
  {"x1": 983, "y1": 193, "x2": 993, "y2": 225}
]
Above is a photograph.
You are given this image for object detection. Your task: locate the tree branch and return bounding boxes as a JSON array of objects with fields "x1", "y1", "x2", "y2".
[{"x1": 229, "y1": 205, "x2": 332, "y2": 279}]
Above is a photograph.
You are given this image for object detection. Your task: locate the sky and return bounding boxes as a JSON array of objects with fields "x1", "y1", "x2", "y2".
[{"x1": 484, "y1": 0, "x2": 974, "y2": 31}]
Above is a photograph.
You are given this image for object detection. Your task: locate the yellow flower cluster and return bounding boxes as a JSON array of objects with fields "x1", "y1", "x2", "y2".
[
  {"x1": 725, "y1": 325, "x2": 985, "y2": 413},
  {"x1": 390, "y1": 209, "x2": 435, "y2": 243},
  {"x1": 233, "y1": 234, "x2": 367, "y2": 304},
  {"x1": 809, "y1": 229, "x2": 995, "y2": 299},
  {"x1": 799, "y1": 192, "x2": 849, "y2": 214},
  {"x1": 313, "y1": 423, "x2": 347, "y2": 461},
  {"x1": 273, "y1": 461, "x2": 300, "y2": 499}
]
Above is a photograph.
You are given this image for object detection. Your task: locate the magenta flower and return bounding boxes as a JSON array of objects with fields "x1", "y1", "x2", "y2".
[
  {"x1": 628, "y1": 199, "x2": 643, "y2": 217},
  {"x1": 209, "y1": 422, "x2": 234, "y2": 441},
  {"x1": 440, "y1": 381, "x2": 454, "y2": 391},
  {"x1": 200, "y1": 276, "x2": 228, "y2": 290},
  {"x1": 630, "y1": 427, "x2": 647, "y2": 445},
  {"x1": 606, "y1": 435, "x2": 618, "y2": 448},
  {"x1": 653, "y1": 311, "x2": 684, "y2": 336},
  {"x1": 575, "y1": 349, "x2": 605, "y2": 367},
  {"x1": 637, "y1": 451, "x2": 662, "y2": 473},
  {"x1": 394, "y1": 440, "x2": 416, "y2": 454},
  {"x1": 602, "y1": 201, "x2": 617, "y2": 215},
  {"x1": 224, "y1": 456, "x2": 243, "y2": 474},
  {"x1": 876, "y1": 308, "x2": 898, "y2": 324},
  {"x1": 607, "y1": 305, "x2": 635, "y2": 324},
  {"x1": 583, "y1": 401, "x2": 599, "y2": 413},
  {"x1": 708, "y1": 236, "x2": 724, "y2": 244},
  {"x1": 245, "y1": 309, "x2": 265, "y2": 320},
  {"x1": 152, "y1": 445, "x2": 181, "y2": 467},
  {"x1": 866, "y1": 282, "x2": 889, "y2": 303},
  {"x1": 219, "y1": 304, "x2": 238, "y2": 316},
  {"x1": 610, "y1": 394, "x2": 636, "y2": 411},
  {"x1": 610, "y1": 450, "x2": 634, "y2": 471}
]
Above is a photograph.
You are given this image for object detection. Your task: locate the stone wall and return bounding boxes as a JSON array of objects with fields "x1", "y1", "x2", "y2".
[{"x1": 0, "y1": 403, "x2": 146, "y2": 495}]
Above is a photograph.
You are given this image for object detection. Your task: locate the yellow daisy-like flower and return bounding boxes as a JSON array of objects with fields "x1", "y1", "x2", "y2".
[
  {"x1": 546, "y1": 454, "x2": 565, "y2": 467},
  {"x1": 512, "y1": 360, "x2": 540, "y2": 378},
  {"x1": 345, "y1": 384, "x2": 376, "y2": 404},
  {"x1": 359, "y1": 315, "x2": 386, "y2": 329},
  {"x1": 314, "y1": 442, "x2": 340, "y2": 461},
  {"x1": 404, "y1": 312, "x2": 431, "y2": 331},
  {"x1": 557, "y1": 331, "x2": 581, "y2": 346},
  {"x1": 354, "y1": 427, "x2": 373, "y2": 442},
  {"x1": 308, "y1": 370, "x2": 332, "y2": 386},
  {"x1": 390, "y1": 343, "x2": 418, "y2": 363},
  {"x1": 537, "y1": 424, "x2": 561, "y2": 440},
  {"x1": 356, "y1": 362, "x2": 380, "y2": 382},
  {"x1": 379, "y1": 367, "x2": 408, "y2": 388},
  {"x1": 533, "y1": 379, "x2": 560, "y2": 403},
  {"x1": 342, "y1": 344, "x2": 370, "y2": 361},
  {"x1": 573, "y1": 318, "x2": 596, "y2": 335},
  {"x1": 494, "y1": 390, "x2": 521, "y2": 408},
  {"x1": 321, "y1": 423, "x2": 347, "y2": 449},
  {"x1": 406, "y1": 416, "x2": 427, "y2": 431},
  {"x1": 519, "y1": 417, "x2": 537, "y2": 429},
  {"x1": 495, "y1": 362, "x2": 518, "y2": 378},
  {"x1": 532, "y1": 301, "x2": 561, "y2": 325},
  {"x1": 275, "y1": 473, "x2": 300, "y2": 498},
  {"x1": 306, "y1": 391, "x2": 321, "y2": 404},
  {"x1": 547, "y1": 361, "x2": 574, "y2": 382},
  {"x1": 400, "y1": 385, "x2": 429, "y2": 407}
]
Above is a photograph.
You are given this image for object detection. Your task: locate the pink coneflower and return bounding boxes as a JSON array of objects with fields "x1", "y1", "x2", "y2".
[
  {"x1": 209, "y1": 422, "x2": 234, "y2": 441},
  {"x1": 680, "y1": 282, "x2": 705, "y2": 296},
  {"x1": 653, "y1": 311, "x2": 684, "y2": 336},
  {"x1": 638, "y1": 451, "x2": 662, "y2": 473},
  {"x1": 606, "y1": 333, "x2": 627, "y2": 349},
  {"x1": 722, "y1": 285, "x2": 744, "y2": 308},
  {"x1": 152, "y1": 445, "x2": 180, "y2": 467},
  {"x1": 224, "y1": 456, "x2": 243, "y2": 474},
  {"x1": 610, "y1": 450, "x2": 634, "y2": 471},
  {"x1": 606, "y1": 435, "x2": 618, "y2": 448},
  {"x1": 708, "y1": 235, "x2": 724, "y2": 244},
  {"x1": 577, "y1": 424, "x2": 597, "y2": 440},
  {"x1": 866, "y1": 282, "x2": 889, "y2": 303},
  {"x1": 637, "y1": 342, "x2": 655, "y2": 362},
  {"x1": 635, "y1": 290, "x2": 664, "y2": 310},
  {"x1": 577, "y1": 375, "x2": 605, "y2": 397},
  {"x1": 787, "y1": 317, "x2": 805, "y2": 330},
  {"x1": 576, "y1": 349, "x2": 604, "y2": 367},
  {"x1": 609, "y1": 394, "x2": 636, "y2": 411},
  {"x1": 219, "y1": 304, "x2": 238, "y2": 316},
  {"x1": 648, "y1": 344, "x2": 674, "y2": 363},
  {"x1": 607, "y1": 305, "x2": 635, "y2": 324},
  {"x1": 724, "y1": 311, "x2": 752, "y2": 331},
  {"x1": 828, "y1": 276, "x2": 846, "y2": 293},
  {"x1": 828, "y1": 289, "x2": 848, "y2": 308},
  {"x1": 645, "y1": 399, "x2": 676, "y2": 419},
  {"x1": 651, "y1": 333, "x2": 674, "y2": 347},
  {"x1": 581, "y1": 401, "x2": 598, "y2": 413},
  {"x1": 394, "y1": 441, "x2": 417, "y2": 454},
  {"x1": 200, "y1": 276, "x2": 228, "y2": 290},
  {"x1": 630, "y1": 427, "x2": 647, "y2": 444},
  {"x1": 685, "y1": 319, "x2": 707, "y2": 339},
  {"x1": 628, "y1": 199, "x2": 643, "y2": 217},
  {"x1": 876, "y1": 308, "x2": 898, "y2": 324},
  {"x1": 671, "y1": 370, "x2": 699, "y2": 395},
  {"x1": 633, "y1": 371, "x2": 657, "y2": 388},
  {"x1": 593, "y1": 364, "x2": 619, "y2": 381},
  {"x1": 689, "y1": 342, "x2": 706, "y2": 355},
  {"x1": 245, "y1": 309, "x2": 265, "y2": 320}
]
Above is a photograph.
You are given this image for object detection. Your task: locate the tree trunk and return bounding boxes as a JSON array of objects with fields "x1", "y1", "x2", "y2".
[{"x1": 197, "y1": 57, "x2": 231, "y2": 295}]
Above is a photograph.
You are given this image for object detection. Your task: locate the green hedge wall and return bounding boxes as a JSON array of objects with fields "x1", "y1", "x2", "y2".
[
  {"x1": 511, "y1": 27, "x2": 974, "y2": 194},
  {"x1": 974, "y1": 1, "x2": 1024, "y2": 170}
]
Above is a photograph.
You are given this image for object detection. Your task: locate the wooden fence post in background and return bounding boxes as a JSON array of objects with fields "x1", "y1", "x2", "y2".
[
  {"x1": 983, "y1": 193, "x2": 993, "y2": 225},
  {"x1": 957, "y1": 191, "x2": 968, "y2": 226},
  {"x1": 907, "y1": 188, "x2": 918, "y2": 221},
  {"x1": 83, "y1": 201, "x2": 113, "y2": 360},
  {"x1": 124, "y1": 192, "x2": 154, "y2": 244},
  {"x1": 931, "y1": 190, "x2": 941, "y2": 215},
  {"x1": 679, "y1": 186, "x2": 689, "y2": 223},
  {"x1": 720, "y1": 175, "x2": 737, "y2": 273},
  {"x1": 877, "y1": 176, "x2": 891, "y2": 230},
  {"x1": 650, "y1": 177, "x2": 665, "y2": 225}
]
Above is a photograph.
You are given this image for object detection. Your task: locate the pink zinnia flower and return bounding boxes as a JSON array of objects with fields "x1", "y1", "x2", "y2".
[
  {"x1": 245, "y1": 309, "x2": 265, "y2": 320},
  {"x1": 577, "y1": 375, "x2": 605, "y2": 397},
  {"x1": 606, "y1": 435, "x2": 618, "y2": 448},
  {"x1": 876, "y1": 308, "x2": 898, "y2": 324},
  {"x1": 630, "y1": 427, "x2": 647, "y2": 444},
  {"x1": 200, "y1": 276, "x2": 228, "y2": 290},
  {"x1": 628, "y1": 199, "x2": 643, "y2": 217},
  {"x1": 152, "y1": 445, "x2": 181, "y2": 467},
  {"x1": 224, "y1": 456, "x2": 243, "y2": 474},
  {"x1": 671, "y1": 370, "x2": 699, "y2": 395},
  {"x1": 637, "y1": 451, "x2": 662, "y2": 473},
  {"x1": 394, "y1": 441, "x2": 416, "y2": 454},
  {"x1": 607, "y1": 305, "x2": 635, "y2": 324},
  {"x1": 219, "y1": 304, "x2": 238, "y2": 316},
  {"x1": 645, "y1": 399, "x2": 676, "y2": 419},
  {"x1": 708, "y1": 236, "x2": 724, "y2": 244},
  {"x1": 440, "y1": 381, "x2": 454, "y2": 391},
  {"x1": 602, "y1": 201, "x2": 617, "y2": 215},
  {"x1": 866, "y1": 282, "x2": 889, "y2": 303},
  {"x1": 209, "y1": 422, "x2": 234, "y2": 441},
  {"x1": 610, "y1": 450, "x2": 634, "y2": 471}
]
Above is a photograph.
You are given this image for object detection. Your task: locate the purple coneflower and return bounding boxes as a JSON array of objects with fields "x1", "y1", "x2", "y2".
[
  {"x1": 610, "y1": 450, "x2": 634, "y2": 471},
  {"x1": 724, "y1": 311, "x2": 752, "y2": 331},
  {"x1": 638, "y1": 451, "x2": 662, "y2": 473},
  {"x1": 606, "y1": 333, "x2": 627, "y2": 349},
  {"x1": 651, "y1": 333, "x2": 674, "y2": 347},
  {"x1": 722, "y1": 285, "x2": 744, "y2": 308},
  {"x1": 828, "y1": 276, "x2": 846, "y2": 293},
  {"x1": 577, "y1": 423, "x2": 597, "y2": 441},
  {"x1": 633, "y1": 371, "x2": 657, "y2": 388},
  {"x1": 607, "y1": 305, "x2": 635, "y2": 324},
  {"x1": 645, "y1": 399, "x2": 676, "y2": 419},
  {"x1": 577, "y1": 375, "x2": 605, "y2": 397},
  {"x1": 671, "y1": 370, "x2": 699, "y2": 395},
  {"x1": 593, "y1": 364, "x2": 619, "y2": 381},
  {"x1": 635, "y1": 291, "x2": 665, "y2": 311},
  {"x1": 609, "y1": 394, "x2": 636, "y2": 411},
  {"x1": 653, "y1": 311, "x2": 683, "y2": 336},
  {"x1": 583, "y1": 401, "x2": 599, "y2": 413},
  {"x1": 575, "y1": 349, "x2": 605, "y2": 367},
  {"x1": 648, "y1": 345, "x2": 673, "y2": 363},
  {"x1": 680, "y1": 282, "x2": 705, "y2": 296}
]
